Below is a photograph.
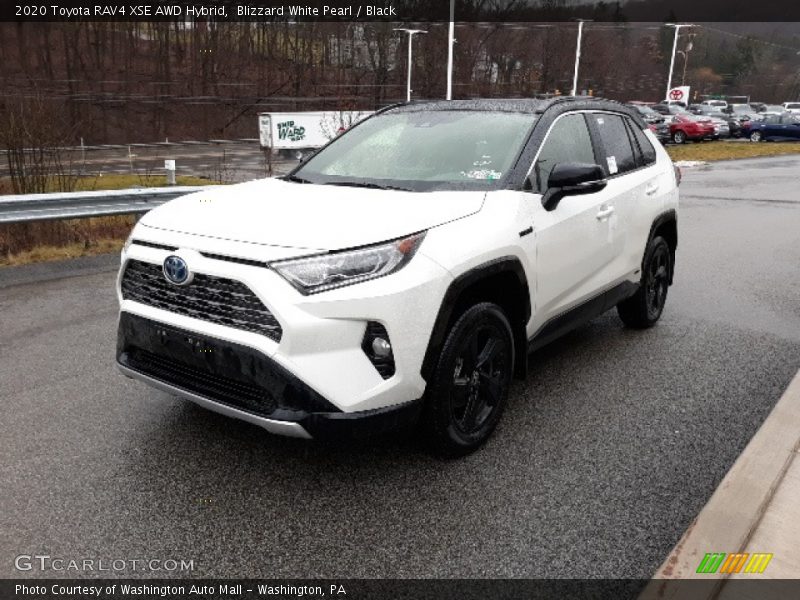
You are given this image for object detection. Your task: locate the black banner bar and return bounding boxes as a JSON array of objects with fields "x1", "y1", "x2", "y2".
[
  {"x1": 3, "y1": 1, "x2": 800, "y2": 23},
  {"x1": 4, "y1": 579, "x2": 800, "y2": 600}
]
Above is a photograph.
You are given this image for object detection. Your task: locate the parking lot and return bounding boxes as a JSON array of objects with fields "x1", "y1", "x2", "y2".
[{"x1": 1, "y1": 157, "x2": 799, "y2": 579}]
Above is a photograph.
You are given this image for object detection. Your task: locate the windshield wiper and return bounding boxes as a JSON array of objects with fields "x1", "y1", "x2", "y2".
[
  {"x1": 283, "y1": 174, "x2": 312, "y2": 184},
  {"x1": 323, "y1": 181, "x2": 412, "y2": 192}
]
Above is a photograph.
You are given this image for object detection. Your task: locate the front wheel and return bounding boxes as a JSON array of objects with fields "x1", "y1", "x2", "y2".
[
  {"x1": 749, "y1": 130, "x2": 763, "y2": 142},
  {"x1": 421, "y1": 303, "x2": 514, "y2": 456},
  {"x1": 672, "y1": 130, "x2": 687, "y2": 144},
  {"x1": 617, "y1": 236, "x2": 672, "y2": 329}
]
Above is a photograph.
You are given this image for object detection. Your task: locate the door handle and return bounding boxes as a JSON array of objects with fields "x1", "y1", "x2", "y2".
[
  {"x1": 646, "y1": 183, "x2": 660, "y2": 196},
  {"x1": 596, "y1": 206, "x2": 615, "y2": 220}
]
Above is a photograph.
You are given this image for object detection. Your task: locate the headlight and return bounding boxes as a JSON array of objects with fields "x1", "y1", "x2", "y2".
[{"x1": 271, "y1": 232, "x2": 426, "y2": 294}]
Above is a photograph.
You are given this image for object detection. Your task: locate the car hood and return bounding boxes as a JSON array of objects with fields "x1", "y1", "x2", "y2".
[{"x1": 139, "y1": 177, "x2": 486, "y2": 251}]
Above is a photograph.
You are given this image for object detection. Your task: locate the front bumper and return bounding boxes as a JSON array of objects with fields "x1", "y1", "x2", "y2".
[
  {"x1": 117, "y1": 312, "x2": 422, "y2": 439},
  {"x1": 117, "y1": 237, "x2": 451, "y2": 414}
]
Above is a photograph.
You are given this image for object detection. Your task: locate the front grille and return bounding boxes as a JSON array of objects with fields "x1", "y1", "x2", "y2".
[
  {"x1": 127, "y1": 347, "x2": 278, "y2": 415},
  {"x1": 121, "y1": 259, "x2": 282, "y2": 342},
  {"x1": 117, "y1": 312, "x2": 339, "y2": 416}
]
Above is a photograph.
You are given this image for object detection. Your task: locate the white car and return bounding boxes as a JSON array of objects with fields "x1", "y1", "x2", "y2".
[
  {"x1": 116, "y1": 98, "x2": 680, "y2": 455},
  {"x1": 701, "y1": 99, "x2": 728, "y2": 109},
  {"x1": 782, "y1": 102, "x2": 800, "y2": 115}
]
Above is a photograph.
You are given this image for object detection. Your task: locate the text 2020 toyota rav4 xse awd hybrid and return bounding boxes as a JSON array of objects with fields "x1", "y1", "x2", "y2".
[{"x1": 117, "y1": 98, "x2": 679, "y2": 455}]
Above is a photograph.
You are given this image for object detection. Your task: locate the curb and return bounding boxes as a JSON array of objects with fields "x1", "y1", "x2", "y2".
[{"x1": 641, "y1": 369, "x2": 800, "y2": 599}]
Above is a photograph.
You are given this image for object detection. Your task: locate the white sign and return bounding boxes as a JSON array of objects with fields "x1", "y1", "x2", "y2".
[
  {"x1": 164, "y1": 159, "x2": 176, "y2": 171},
  {"x1": 257, "y1": 111, "x2": 374, "y2": 151},
  {"x1": 668, "y1": 86, "x2": 691, "y2": 103}
]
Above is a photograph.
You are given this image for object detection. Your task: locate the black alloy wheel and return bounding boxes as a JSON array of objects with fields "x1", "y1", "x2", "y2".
[
  {"x1": 644, "y1": 242, "x2": 670, "y2": 322},
  {"x1": 422, "y1": 302, "x2": 514, "y2": 456},
  {"x1": 617, "y1": 236, "x2": 672, "y2": 329}
]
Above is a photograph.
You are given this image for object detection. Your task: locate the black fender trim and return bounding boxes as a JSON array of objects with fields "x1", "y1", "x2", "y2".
[{"x1": 420, "y1": 257, "x2": 531, "y2": 382}]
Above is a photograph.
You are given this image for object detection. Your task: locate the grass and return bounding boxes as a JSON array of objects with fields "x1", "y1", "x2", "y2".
[
  {"x1": 666, "y1": 140, "x2": 800, "y2": 162},
  {"x1": 1, "y1": 175, "x2": 215, "y2": 267},
  {"x1": 70, "y1": 173, "x2": 212, "y2": 191},
  {"x1": 0, "y1": 237, "x2": 127, "y2": 267}
]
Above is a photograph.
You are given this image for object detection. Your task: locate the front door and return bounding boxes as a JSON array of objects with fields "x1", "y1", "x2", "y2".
[{"x1": 527, "y1": 112, "x2": 622, "y2": 334}]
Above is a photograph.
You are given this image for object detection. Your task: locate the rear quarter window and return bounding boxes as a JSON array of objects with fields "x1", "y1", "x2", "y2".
[{"x1": 627, "y1": 120, "x2": 657, "y2": 166}]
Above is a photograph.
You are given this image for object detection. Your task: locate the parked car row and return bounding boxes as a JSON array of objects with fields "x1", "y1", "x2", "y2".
[
  {"x1": 626, "y1": 99, "x2": 800, "y2": 144},
  {"x1": 742, "y1": 112, "x2": 800, "y2": 142}
]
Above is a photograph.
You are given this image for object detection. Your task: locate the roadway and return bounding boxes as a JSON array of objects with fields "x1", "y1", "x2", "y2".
[
  {"x1": 1, "y1": 156, "x2": 799, "y2": 578},
  {"x1": 0, "y1": 140, "x2": 295, "y2": 183}
]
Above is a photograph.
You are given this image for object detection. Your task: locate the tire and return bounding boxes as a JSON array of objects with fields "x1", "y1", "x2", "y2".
[
  {"x1": 749, "y1": 130, "x2": 763, "y2": 142},
  {"x1": 672, "y1": 130, "x2": 686, "y2": 144},
  {"x1": 617, "y1": 236, "x2": 672, "y2": 329},
  {"x1": 421, "y1": 302, "x2": 514, "y2": 457}
]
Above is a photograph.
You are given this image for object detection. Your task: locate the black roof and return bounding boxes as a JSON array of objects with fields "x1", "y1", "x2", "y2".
[
  {"x1": 384, "y1": 96, "x2": 646, "y2": 128},
  {"x1": 387, "y1": 96, "x2": 627, "y2": 114}
]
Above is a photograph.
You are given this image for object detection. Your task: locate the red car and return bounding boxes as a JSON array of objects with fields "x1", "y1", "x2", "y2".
[{"x1": 669, "y1": 114, "x2": 716, "y2": 144}]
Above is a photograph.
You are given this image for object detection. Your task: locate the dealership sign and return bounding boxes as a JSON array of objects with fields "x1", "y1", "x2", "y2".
[{"x1": 668, "y1": 86, "x2": 691, "y2": 103}]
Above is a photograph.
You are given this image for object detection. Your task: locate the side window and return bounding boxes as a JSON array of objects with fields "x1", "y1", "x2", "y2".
[
  {"x1": 627, "y1": 119, "x2": 657, "y2": 166},
  {"x1": 591, "y1": 114, "x2": 637, "y2": 176},
  {"x1": 532, "y1": 114, "x2": 595, "y2": 193}
]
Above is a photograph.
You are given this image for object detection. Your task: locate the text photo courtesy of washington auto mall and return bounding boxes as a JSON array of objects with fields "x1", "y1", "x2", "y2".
[{"x1": 1, "y1": 1, "x2": 800, "y2": 599}]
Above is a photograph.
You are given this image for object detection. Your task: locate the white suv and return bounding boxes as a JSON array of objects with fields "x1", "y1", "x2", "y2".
[{"x1": 117, "y1": 98, "x2": 679, "y2": 455}]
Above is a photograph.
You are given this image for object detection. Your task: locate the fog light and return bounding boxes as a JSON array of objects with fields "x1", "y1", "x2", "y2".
[
  {"x1": 362, "y1": 322, "x2": 395, "y2": 379},
  {"x1": 371, "y1": 337, "x2": 392, "y2": 358}
]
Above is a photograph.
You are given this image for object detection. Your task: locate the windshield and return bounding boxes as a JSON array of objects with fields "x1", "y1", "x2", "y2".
[
  {"x1": 290, "y1": 110, "x2": 537, "y2": 192},
  {"x1": 786, "y1": 103, "x2": 800, "y2": 109}
]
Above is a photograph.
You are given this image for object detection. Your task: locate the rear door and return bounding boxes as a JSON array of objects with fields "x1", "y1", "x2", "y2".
[
  {"x1": 780, "y1": 113, "x2": 800, "y2": 139},
  {"x1": 586, "y1": 112, "x2": 663, "y2": 283}
]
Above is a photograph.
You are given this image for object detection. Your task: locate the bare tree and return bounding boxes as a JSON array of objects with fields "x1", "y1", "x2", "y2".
[{"x1": 0, "y1": 95, "x2": 83, "y2": 194}]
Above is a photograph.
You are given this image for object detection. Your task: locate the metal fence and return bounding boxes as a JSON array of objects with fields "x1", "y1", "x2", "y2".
[{"x1": 0, "y1": 186, "x2": 217, "y2": 224}]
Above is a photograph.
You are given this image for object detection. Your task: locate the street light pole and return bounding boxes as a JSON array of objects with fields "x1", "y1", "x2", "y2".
[
  {"x1": 681, "y1": 38, "x2": 694, "y2": 86},
  {"x1": 676, "y1": 51, "x2": 687, "y2": 85},
  {"x1": 665, "y1": 24, "x2": 694, "y2": 100},
  {"x1": 447, "y1": 0, "x2": 455, "y2": 100},
  {"x1": 394, "y1": 28, "x2": 428, "y2": 102},
  {"x1": 571, "y1": 19, "x2": 591, "y2": 96}
]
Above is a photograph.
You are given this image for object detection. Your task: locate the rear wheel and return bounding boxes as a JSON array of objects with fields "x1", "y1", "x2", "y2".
[
  {"x1": 421, "y1": 303, "x2": 514, "y2": 457},
  {"x1": 617, "y1": 236, "x2": 671, "y2": 329},
  {"x1": 749, "y1": 130, "x2": 763, "y2": 142},
  {"x1": 672, "y1": 130, "x2": 687, "y2": 144}
]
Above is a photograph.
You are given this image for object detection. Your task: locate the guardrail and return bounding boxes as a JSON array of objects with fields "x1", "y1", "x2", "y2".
[{"x1": 0, "y1": 186, "x2": 218, "y2": 224}]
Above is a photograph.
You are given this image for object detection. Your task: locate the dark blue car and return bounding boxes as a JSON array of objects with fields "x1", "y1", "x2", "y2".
[{"x1": 746, "y1": 112, "x2": 800, "y2": 142}]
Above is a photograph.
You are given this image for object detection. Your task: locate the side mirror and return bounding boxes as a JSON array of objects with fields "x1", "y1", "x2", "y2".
[{"x1": 541, "y1": 163, "x2": 607, "y2": 211}]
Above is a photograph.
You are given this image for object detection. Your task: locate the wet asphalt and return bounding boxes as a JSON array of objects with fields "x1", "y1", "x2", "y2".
[{"x1": 1, "y1": 156, "x2": 799, "y2": 579}]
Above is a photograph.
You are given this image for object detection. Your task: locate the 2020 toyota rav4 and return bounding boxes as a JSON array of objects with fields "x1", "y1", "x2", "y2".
[{"x1": 116, "y1": 98, "x2": 679, "y2": 456}]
